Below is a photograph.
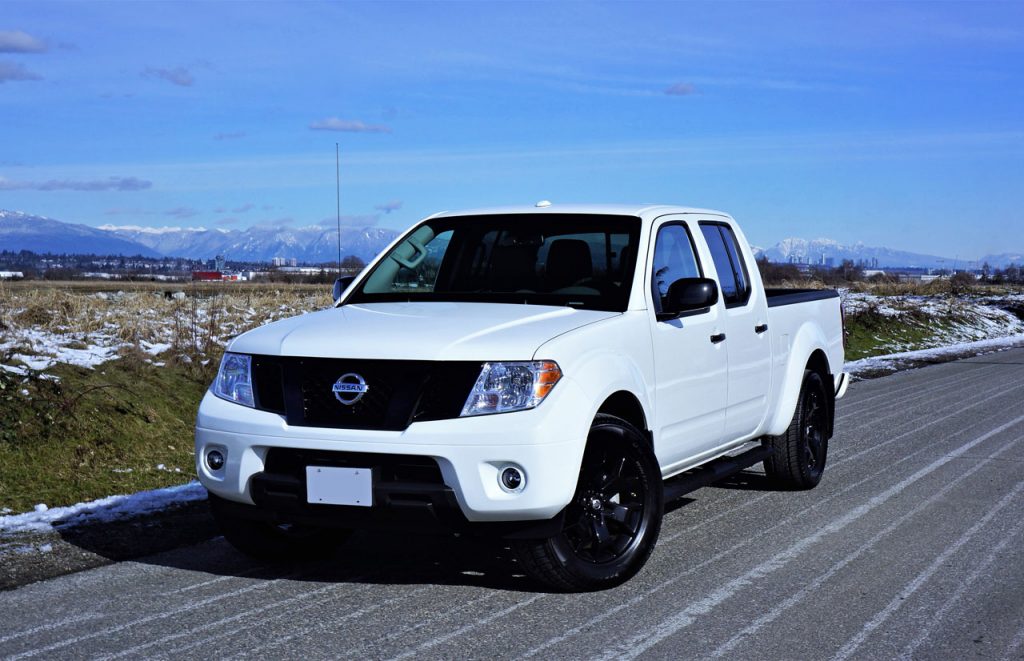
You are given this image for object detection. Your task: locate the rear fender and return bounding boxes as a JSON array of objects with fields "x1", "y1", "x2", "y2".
[{"x1": 764, "y1": 321, "x2": 835, "y2": 437}]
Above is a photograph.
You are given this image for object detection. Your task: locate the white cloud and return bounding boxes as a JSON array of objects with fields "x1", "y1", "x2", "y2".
[
  {"x1": 374, "y1": 200, "x2": 403, "y2": 214},
  {"x1": 141, "y1": 66, "x2": 194, "y2": 87},
  {"x1": 0, "y1": 175, "x2": 151, "y2": 191},
  {"x1": 0, "y1": 31, "x2": 47, "y2": 53},
  {"x1": 165, "y1": 207, "x2": 198, "y2": 219},
  {"x1": 319, "y1": 214, "x2": 380, "y2": 228},
  {"x1": 309, "y1": 117, "x2": 391, "y2": 133},
  {"x1": 0, "y1": 61, "x2": 41, "y2": 83},
  {"x1": 664, "y1": 82, "x2": 696, "y2": 96}
]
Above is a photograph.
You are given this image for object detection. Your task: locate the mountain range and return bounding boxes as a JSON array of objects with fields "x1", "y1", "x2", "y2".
[
  {"x1": 1, "y1": 209, "x2": 1021, "y2": 269},
  {"x1": 0, "y1": 210, "x2": 398, "y2": 263},
  {"x1": 749, "y1": 237, "x2": 1021, "y2": 270}
]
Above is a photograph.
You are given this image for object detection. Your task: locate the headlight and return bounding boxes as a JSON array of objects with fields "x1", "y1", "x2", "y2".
[
  {"x1": 212, "y1": 352, "x2": 254, "y2": 408},
  {"x1": 461, "y1": 361, "x2": 562, "y2": 417}
]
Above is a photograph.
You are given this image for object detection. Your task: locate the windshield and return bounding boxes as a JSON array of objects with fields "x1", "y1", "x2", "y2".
[{"x1": 347, "y1": 213, "x2": 641, "y2": 312}]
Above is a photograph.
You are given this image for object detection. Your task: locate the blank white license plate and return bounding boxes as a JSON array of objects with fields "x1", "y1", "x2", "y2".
[{"x1": 306, "y1": 466, "x2": 373, "y2": 507}]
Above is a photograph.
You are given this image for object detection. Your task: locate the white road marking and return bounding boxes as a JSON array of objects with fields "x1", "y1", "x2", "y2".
[
  {"x1": 898, "y1": 516, "x2": 1024, "y2": 659},
  {"x1": 0, "y1": 612, "x2": 100, "y2": 645},
  {"x1": 594, "y1": 412, "x2": 1024, "y2": 661},
  {"x1": 219, "y1": 584, "x2": 435, "y2": 660},
  {"x1": 98, "y1": 579, "x2": 367, "y2": 659},
  {"x1": 387, "y1": 594, "x2": 543, "y2": 661},
  {"x1": 708, "y1": 433, "x2": 1024, "y2": 658},
  {"x1": 831, "y1": 481, "x2": 1024, "y2": 661},
  {"x1": 344, "y1": 590, "x2": 502, "y2": 656},
  {"x1": 523, "y1": 384, "x2": 1024, "y2": 658},
  {"x1": 835, "y1": 362, "x2": 1001, "y2": 422},
  {"x1": 7, "y1": 569, "x2": 305, "y2": 660}
]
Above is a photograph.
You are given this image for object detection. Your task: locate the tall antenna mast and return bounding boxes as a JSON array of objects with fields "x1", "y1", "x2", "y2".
[{"x1": 335, "y1": 142, "x2": 342, "y2": 274}]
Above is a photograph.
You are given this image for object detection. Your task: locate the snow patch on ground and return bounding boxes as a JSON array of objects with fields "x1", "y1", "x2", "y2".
[
  {"x1": 845, "y1": 334, "x2": 1024, "y2": 376},
  {"x1": 1, "y1": 328, "x2": 122, "y2": 372},
  {"x1": 0, "y1": 290, "x2": 320, "y2": 378},
  {"x1": 841, "y1": 291, "x2": 1024, "y2": 356},
  {"x1": 0, "y1": 482, "x2": 207, "y2": 534}
]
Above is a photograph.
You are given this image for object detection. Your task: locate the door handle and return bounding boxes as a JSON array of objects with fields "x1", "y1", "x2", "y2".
[
  {"x1": 755, "y1": 323, "x2": 768, "y2": 334},
  {"x1": 710, "y1": 333, "x2": 727, "y2": 344}
]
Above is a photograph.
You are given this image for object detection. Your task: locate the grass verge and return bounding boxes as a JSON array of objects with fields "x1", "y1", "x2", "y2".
[{"x1": 0, "y1": 356, "x2": 214, "y2": 513}]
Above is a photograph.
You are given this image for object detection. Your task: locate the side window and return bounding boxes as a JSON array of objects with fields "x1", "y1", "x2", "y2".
[
  {"x1": 699, "y1": 223, "x2": 751, "y2": 307},
  {"x1": 650, "y1": 224, "x2": 702, "y2": 313}
]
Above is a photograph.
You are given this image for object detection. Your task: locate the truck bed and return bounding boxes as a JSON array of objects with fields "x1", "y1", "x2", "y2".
[{"x1": 764, "y1": 288, "x2": 840, "y2": 308}]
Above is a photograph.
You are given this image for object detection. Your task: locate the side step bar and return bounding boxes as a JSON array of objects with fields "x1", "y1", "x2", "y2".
[{"x1": 663, "y1": 444, "x2": 774, "y2": 503}]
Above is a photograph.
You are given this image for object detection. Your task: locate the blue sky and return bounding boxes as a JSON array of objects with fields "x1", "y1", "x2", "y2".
[{"x1": 1, "y1": 1, "x2": 1022, "y2": 259}]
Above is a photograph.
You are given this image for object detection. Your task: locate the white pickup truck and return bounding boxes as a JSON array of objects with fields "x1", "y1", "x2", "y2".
[{"x1": 196, "y1": 203, "x2": 848, "y2": 591}]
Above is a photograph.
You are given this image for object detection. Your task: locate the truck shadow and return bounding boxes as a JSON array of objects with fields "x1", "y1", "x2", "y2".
[
  {"x1": 53, "y1": 509, "x2": 539, "y2": 592},
  {"x1": 48, "y1": 473, "x2": 778, "y2": 593},
  {"x1": 707, "y1": 470, "x2": 789, "y2": 492}
]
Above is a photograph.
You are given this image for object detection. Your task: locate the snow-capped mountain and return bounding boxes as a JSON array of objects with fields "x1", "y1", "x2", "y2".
[
  {"x1": 4, "y1": 209, "x2": 1019, "y2": 269},
  {"x1": 100, "y1": 224, "x2": 398, "y2": 262},
  {"x1": 0, "y1": 210, "x2": 162, "y2": 257},
  {"x1": 979, "y1": 253, "x2": 1024, "y2": 269},
  {"x1": 1, "y1": 209, "x2": 398, "y2": 263},
  {"x1": 753, "y1": 237, "x2": 956, "y2": 269}
]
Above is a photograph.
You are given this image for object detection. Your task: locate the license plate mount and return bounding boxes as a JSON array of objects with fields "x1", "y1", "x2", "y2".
[{"x1": 305, "y1": 466, "x2": 373, "y2": 507}]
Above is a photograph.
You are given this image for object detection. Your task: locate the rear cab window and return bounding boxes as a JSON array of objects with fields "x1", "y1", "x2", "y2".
[{"x1": 699, "y1": 222, "x2": 751, "y2": 308}]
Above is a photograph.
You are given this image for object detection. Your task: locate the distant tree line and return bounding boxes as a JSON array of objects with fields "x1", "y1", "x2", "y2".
[
  {"x1": 756, "y1": 256, "x2": 1024, "y2": 288},
  {"x1": 0, "y1": 249, "x2": 368, "y2": 283}
]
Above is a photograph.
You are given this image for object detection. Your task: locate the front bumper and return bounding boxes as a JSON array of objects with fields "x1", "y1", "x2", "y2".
[{"x1": 194, "y1": 376, "x2": 591, "y2": 524}]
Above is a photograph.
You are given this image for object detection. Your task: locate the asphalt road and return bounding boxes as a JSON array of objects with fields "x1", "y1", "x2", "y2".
[{"x1": 2, "y1": 348, "x2": 1024, "y2": 660}]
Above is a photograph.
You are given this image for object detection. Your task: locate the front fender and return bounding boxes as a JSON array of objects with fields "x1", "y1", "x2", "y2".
[{"x1": 534, "y1": 312, "x2": 656, "y2": 441}]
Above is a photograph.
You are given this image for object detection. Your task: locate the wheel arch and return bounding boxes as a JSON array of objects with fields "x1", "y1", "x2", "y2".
[
  {"x1": 764, "y1": 321, "x2": 836, "y2": 437},
  {"x1": 597, "y1": 390, "x2": 651, "y2": 444}
]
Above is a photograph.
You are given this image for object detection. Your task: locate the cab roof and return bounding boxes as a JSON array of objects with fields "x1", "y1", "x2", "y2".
[{"x1": 428, "y1": 203, "x2": 731, "y2": 222}]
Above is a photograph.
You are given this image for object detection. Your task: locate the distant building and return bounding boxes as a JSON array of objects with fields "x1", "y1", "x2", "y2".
[
  {"x1": 271, "y1": 257, "x2": 287, "y2": 267},
  {"x1": 192, "y1": 270, "x2": 223, "y2": 282},
  {"x1": 0, "y1": 271, "x2": 24, "y2": 280},
  {"x1": 276, "y1": 266, "x2": 334, "y2": 276}
]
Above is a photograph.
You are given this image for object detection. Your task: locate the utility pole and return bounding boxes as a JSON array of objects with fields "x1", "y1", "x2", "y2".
[{"x1": 336, "y1": 142, "x2": 342, "y2": 274}]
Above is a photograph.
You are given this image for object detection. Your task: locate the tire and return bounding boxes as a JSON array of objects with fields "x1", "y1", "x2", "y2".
[
  {"x1": 514, "y1": 414, "x2": 664, "y2": 591},
  {"x1": 209, "y1": 495, "x2": 351, "y2": 562},
  {"x1": 764, "y1": 370, "x2": 829, "y2": 489}
]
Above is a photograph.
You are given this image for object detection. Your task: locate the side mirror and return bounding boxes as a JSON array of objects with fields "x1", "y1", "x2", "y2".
[
  {"x1": 658, "y1": 277, "x2": 718, "y2": 321},
  {"x1": 332, "y1": 275, "x2": 356, "y2": 303}
]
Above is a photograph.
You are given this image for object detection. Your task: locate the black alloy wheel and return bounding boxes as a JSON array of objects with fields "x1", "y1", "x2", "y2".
[
  {"x1": 764, "y1": 370, "x2": 830, "y2": 489},
  {"x1": 514, "y1": 414, "x2": 663, "y2": 591}
]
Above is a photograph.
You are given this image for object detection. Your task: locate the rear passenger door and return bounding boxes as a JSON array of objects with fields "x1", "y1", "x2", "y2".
[
  {"x1": 646, "y1": 217, "x2": 728, "y2": 469},
  {"x1": 698, "y1": 221, "x2": 771, "y2": 441}
]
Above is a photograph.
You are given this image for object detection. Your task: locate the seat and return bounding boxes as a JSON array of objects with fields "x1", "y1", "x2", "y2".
[
  {"x1": 545, "y1": 239, "x2": 593, "y2": 291},
  {"x1": 487, "y1": 246, "x2": 539, "y2": 292}
]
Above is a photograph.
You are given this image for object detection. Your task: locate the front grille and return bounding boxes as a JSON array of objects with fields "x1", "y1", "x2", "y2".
[{"x1": 250, "y1": 356, "x2": 480, "y2": 431}]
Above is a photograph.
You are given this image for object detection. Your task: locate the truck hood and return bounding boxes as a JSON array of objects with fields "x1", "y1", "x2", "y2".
[{"x1": 228, "y1": 302, "x2": 618, "y2": 361}]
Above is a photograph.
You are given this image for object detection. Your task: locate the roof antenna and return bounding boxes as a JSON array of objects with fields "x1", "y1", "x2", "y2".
[{"x1": 335, "y1": 142, "x2": 342, "y2": 275}]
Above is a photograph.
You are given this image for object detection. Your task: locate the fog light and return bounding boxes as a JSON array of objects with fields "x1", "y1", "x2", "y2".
[
  {"x1": 499, "y1": 465, "x2": 525, "y2": 493},
  {"x1": 206, "y1": 449, "x2": 225, "y2": 471}
]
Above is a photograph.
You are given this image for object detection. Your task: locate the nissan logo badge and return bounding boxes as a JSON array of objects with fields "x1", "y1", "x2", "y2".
[{"x1": 332, "y1": 373, "x2": 369, "y2": 405}]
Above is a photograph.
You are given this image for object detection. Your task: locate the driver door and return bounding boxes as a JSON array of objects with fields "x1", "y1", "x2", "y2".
[{"x1": 646, "y1": 217, "x2": 729, "y2": 470}]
